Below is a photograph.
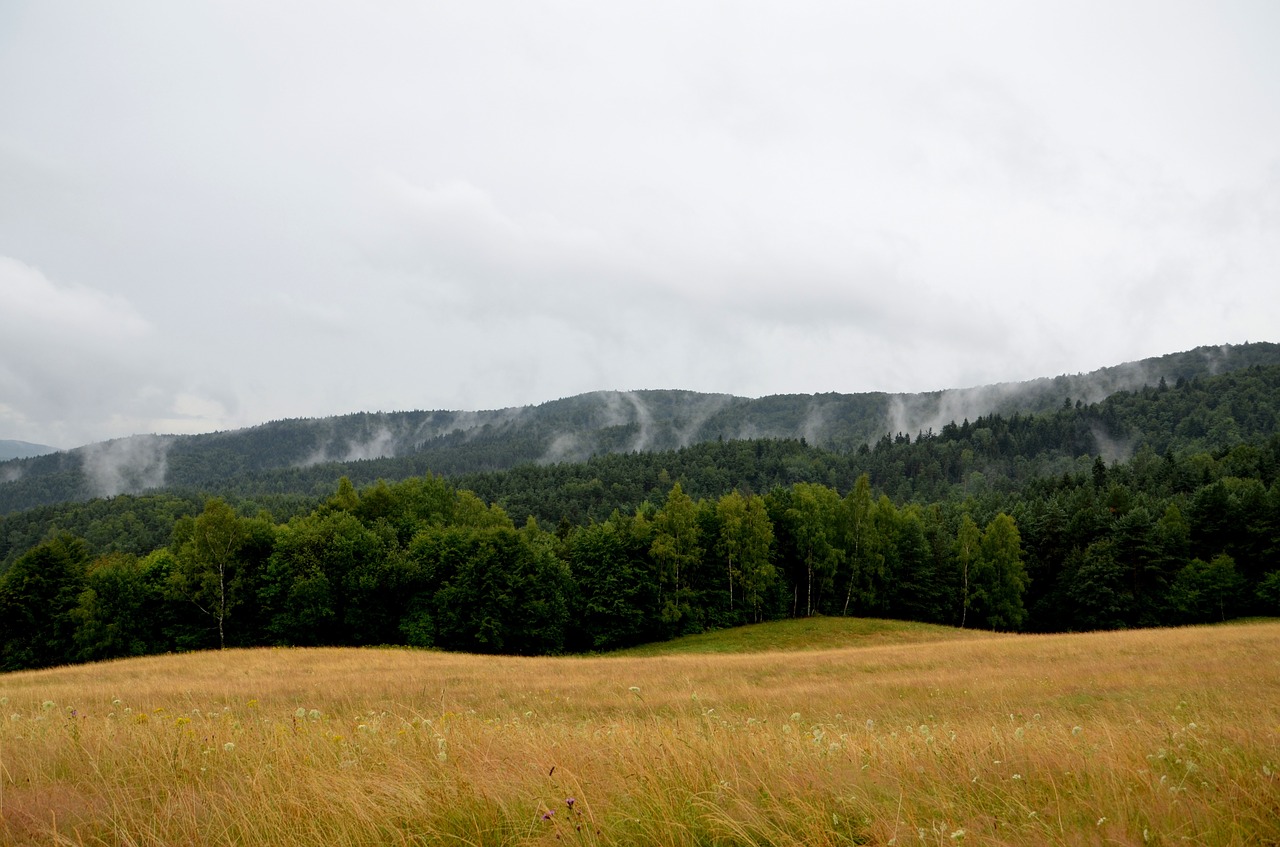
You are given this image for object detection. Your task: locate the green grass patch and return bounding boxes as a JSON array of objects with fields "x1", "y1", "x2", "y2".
[{"x1": 608, "y1": 615, "x2": 1000, "y2": 657}]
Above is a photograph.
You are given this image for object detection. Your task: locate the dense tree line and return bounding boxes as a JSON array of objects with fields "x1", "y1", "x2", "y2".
[
  {"x1": 0, "y1": 473, "x2": 1031, "y2": 669},
  {"x1": 3, "y1": 439, "x2": 1278, "y2": 671}
]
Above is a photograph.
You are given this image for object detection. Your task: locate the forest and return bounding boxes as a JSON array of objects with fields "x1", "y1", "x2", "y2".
[{"x1": 1, "y1": 363, "x2": 1278, "y2": 670}]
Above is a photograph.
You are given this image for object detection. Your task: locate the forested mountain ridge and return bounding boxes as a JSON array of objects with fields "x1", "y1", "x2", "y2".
[
  {"x1": 2, "y1": 342, "x2": 1276, "y2": 515},
  {"x1": 4, "y1": 359, "x2": 1278, "y2": 573},
  {"x1": 1, "y1": 353, "x2": 1279, "y2": 669}
]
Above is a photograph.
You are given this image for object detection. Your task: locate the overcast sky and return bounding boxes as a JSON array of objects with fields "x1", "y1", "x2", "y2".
[{"x1": 1, "y1": 1, "x2": 1277, "y2": 448}]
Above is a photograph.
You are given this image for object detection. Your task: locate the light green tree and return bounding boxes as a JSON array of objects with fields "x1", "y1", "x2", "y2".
[
  {"x1": 650, "y1": 483, "x2": 703, "y2": 626},
  {"x1": 954, "y1": 513, "x2": 981, "y2": 628},
  {"x1": 172, "y1": 498, "x2": 245, "y2": 649},
  {"x1": 717, "y1": 490, "x2": 775, "y2": 621},
  {"x1": 787, "y1": 482, "x2": 842, "y2": 617},
  {"x1": 839, "y1": 474, "x2": 875, "y2": 616}
]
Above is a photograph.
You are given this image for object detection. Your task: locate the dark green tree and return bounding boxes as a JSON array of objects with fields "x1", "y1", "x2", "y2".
[
  {"x1": 0, "y1": 534, "x2": 88, "y2": 670},
  {"x1": 971, "y1": 513, "x2": 1029, "y2": 630},
  {"x1": 412, "y1": 526, "x2": 571, "y2": 654},
  {"x1": 1169, "y1": 554, "x2": 1245, "y2": 623},
  {"x1": 73, "y1": 552, "x2": 174, "y2": 661},
  {"x1": 259, "y1": 510, "x2": 385, "y2": 645},
  {"x1": 567, "y1": 512, "x2": 658, "y2": 650}
]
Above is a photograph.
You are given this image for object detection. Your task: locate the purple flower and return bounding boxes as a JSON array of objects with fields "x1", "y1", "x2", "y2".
[
  {"x1": 566, "y1": 797, "x2": 576, "y2": 808},
  {"x1": 542, "y1": 811, "x2": 554, "y2": 820}
]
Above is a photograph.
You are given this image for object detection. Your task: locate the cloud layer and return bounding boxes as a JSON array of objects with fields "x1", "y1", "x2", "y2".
[{"x1": 1, "y1": 1, "x2": 1277, "y2": 447}]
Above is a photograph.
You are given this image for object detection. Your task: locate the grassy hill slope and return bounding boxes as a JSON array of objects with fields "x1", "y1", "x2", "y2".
[
  {"x1": 2, "y1": 620, "x2": 1277, "y2": 846},
  {"x1": 610, "y1": 615, "x2": 1000, "y2": 655}
]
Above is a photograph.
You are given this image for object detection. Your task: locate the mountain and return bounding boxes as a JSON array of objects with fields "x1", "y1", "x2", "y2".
[
  {"x1": 0, "y1": 342, "x2": 1276, "y2": 515},
  {"x1": 0, "y1": 440, "x2": 58, "y2": 462}
]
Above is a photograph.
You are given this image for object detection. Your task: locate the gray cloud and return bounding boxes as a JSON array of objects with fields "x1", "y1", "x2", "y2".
[{"x1": 0, "y1": 1, "x2": 1276, "y2": 447}]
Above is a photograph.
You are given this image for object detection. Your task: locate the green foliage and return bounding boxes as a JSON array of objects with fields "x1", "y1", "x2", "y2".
[
  {"x1": 970, "y1": 513, "x2": 1028, "y2": 630},
  {"x1": 716, "y1": 491, "x2": 775, "y2": 623},
  {"x1": 74, "y1": 552, "x2": 174, "y2": 661},
  {"x1": 260, "y1": 510, "x2": 385, "y2": 646},
  {"x1": 649, "y1": 483, "x2": 704, "y2": 631},
  {"x1": 954, "y1": 513, "x2": 981, "y2": 628},
  {"x1": 408, "y1": 526, "x2": 570, "y2": 655},
  {"x1": 0, "y1": 534, "x2": 88, "y2": 670},
  {"x1": 787, "y1": 482, "x2": 843, "y2": 617},
  {"x1": 170, "y1": 498, "x2": 257, "y2": 649},
  {"x1": 1257, "y1": 570, "x2": 1280, "y2": 614},
  {"x1": 566, "y1": 513, "x2": 658, "y2": 650},
  {"x1": 1169, "y1": 554, "x2": 1246, "y2": 623}
]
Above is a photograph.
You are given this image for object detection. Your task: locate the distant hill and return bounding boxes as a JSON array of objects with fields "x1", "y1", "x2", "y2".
[
  {"x1": 0, "y1": 440, "x2": 57, "y2": 462},
  {"x1": 0, "y1": 342, "x2": 1276, "y2": 514}
]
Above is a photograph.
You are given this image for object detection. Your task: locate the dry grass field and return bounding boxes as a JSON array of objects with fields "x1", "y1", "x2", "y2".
[{"x1": 1, "y1": 620, "x2": 1277, "y2": 846}]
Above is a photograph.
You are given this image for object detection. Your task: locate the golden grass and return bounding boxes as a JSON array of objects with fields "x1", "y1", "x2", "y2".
[{"x1": 1, "y1": 622, "x2": 1278, "y2": 846}]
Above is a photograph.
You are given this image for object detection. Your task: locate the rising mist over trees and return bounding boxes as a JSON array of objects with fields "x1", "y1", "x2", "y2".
[{"x1": 2, "y1": 342, "x2": 1276, "y2": 515}]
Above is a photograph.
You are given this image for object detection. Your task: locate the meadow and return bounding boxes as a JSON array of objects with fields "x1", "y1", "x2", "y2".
[{"x1": 1, "y1": 619, "x2": 1277, "y2": 846}]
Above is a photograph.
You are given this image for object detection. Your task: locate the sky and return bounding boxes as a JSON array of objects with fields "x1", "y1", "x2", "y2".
[{"x1": 1, "y1": 1, "x2": 1278, "y2": 449}]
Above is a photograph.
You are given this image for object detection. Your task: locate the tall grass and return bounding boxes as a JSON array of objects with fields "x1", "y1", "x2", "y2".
[{"x1": 1, "y1": 621, "x2": 1277, "y2": 846}]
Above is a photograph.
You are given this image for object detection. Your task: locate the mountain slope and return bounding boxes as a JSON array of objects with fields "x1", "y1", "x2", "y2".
[
  {"x1": 1, "y1": 342, "x2": 1276, "y2": 514},
  {"x1": 0, "y1": 440, "x2": 58, "y2": 462}
]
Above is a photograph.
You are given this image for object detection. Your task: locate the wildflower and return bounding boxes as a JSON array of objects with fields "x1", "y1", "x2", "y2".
[
  {"x1": 1072, "y1": 726, "x2": 1083, "y2": 736},
  {"x1": 566, "y1": 797, "x2": 576, "y2": 809},
  {"x1": 789, "y1": 712, "x2": 801, "y2": 721},
  {"x1": 542, "y1": 811, "x2": 555, "y2": 821},
  {"x1": 223, "y1": 742, "x2": 235, "y2": 752},
  {"x1": 42, "y1": 700, "x2": 55, "y2": 710},
  {"x1": 308, "y1": 709, "x2": 321, "y2": 721},
  {"x1": 950, "y1": 828, "x2": 965, "y2": 839},
  {"x1": 295, "y1": 707, "x2": 307, "y2": 719},
  {"x1": 1011, "y1": 773, "x2": 1022, "y2": 780},
  {"x1": 628, "y1": 686, "x2": 641, "y2": 694},
  {"x1": 1097, "y1": 817, "x2": 1108, "y2": 826}
]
